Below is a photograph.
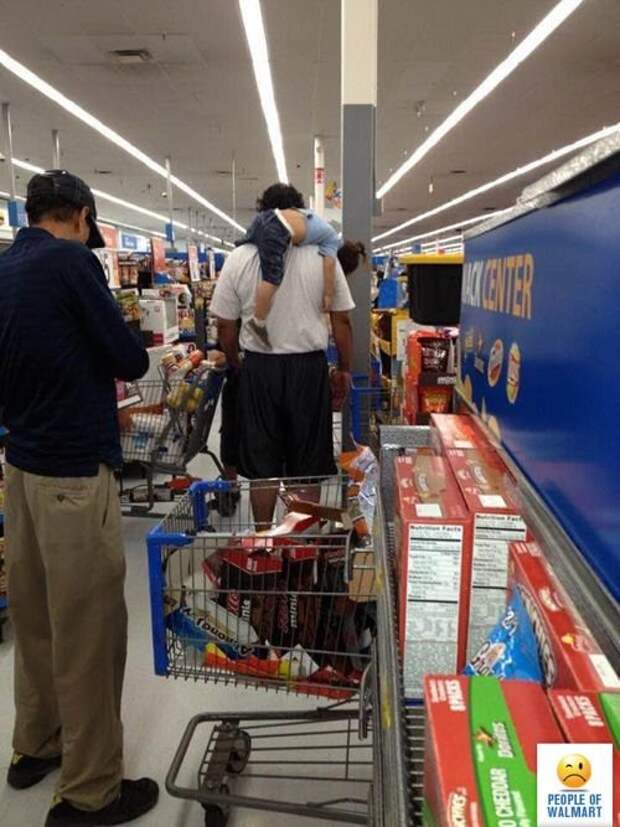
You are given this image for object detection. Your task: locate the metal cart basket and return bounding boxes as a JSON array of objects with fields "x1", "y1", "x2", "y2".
[
  {"x1": 119, "y1": 367, "x2": 225, "y2": 511},
  {"x1": 147, "y1": 475, "x2": 377, "y2": 825}
]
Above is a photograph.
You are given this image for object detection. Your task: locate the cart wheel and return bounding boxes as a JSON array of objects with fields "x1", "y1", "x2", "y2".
[
  {"x1": 203, "y1": 805, "x2": 228, "y2": 827},
  {"x1": 203, "y1": 783, "x2": 230, "y2": 827},
  {"x1": 226, "y1": 730, "x2": 251, "y2": 774}
]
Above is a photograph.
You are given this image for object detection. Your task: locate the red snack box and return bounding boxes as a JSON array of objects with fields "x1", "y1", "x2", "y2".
[
  {"x1": 394, "y1": 452, "x2": 473, "y2": 696},
  {"x1": 510, "y1": 540, "x2": 620, "y2": 690},
  {"x1": 431, "y1": 413, "x2": 487, "y2": 453},
  {"x1": 548, "y1": 689, "x2": 620, "y2": 826},
  {"x1": 424, "y1": 675, "x2": 563, "y2": 827},
  {"x1": 445, "y1": 447, "x2": 528, "y2": 661}
]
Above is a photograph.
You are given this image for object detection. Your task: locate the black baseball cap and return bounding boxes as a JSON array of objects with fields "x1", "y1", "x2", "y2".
[{"x1": 26, "y1": 169, "x2": 106, "y2": 249}]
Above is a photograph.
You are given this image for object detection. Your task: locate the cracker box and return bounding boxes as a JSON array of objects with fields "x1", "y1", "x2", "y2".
[
  {"x1": 510, "y1": 541, "x2": 620, "y2": 691},
  {"x1": 430, "y1": 413, "x2": 488, "y2": 454},
  {"x1": 394, "y1": 452, "x2": 473, "y2": 695},
  {"x1": 548, "y1": 689, "x2": 620, "y2": 826},
  {"x1": 424, "y1": 675, "x2": 563, "y2": 827},
  {"x1": 445, "y1": 447, "x2": 528, "y2": 661}
]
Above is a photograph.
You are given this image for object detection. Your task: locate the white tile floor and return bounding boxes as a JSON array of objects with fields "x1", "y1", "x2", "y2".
[{"x1": 0, "y1": 443, "x2": 371, "y2": 826}]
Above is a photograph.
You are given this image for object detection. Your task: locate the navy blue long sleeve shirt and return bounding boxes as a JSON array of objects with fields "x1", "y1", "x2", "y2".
[{"x1": 0, "y1": 227, "x2": 149, "y2": 476}]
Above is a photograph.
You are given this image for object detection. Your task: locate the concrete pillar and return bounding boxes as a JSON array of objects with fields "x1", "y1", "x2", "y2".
[{"x1": 341, "y1": 0, "x2": 377, "y2": 375}]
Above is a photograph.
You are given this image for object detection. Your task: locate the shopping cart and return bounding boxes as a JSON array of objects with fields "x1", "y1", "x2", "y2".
[
  {"x1": 349, "y1": 375, "x2": 402, "y2": 453},
  {"x1": 147, "y1": 475, "x2": 377, "y2": 825},
  {"x1": 119, "y1": 366, "x2": 225, "y2": 512}
]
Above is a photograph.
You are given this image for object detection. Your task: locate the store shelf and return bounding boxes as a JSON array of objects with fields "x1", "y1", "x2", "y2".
[{"x1": 374, "y1": 425, "x2": 434, "y2": 827}]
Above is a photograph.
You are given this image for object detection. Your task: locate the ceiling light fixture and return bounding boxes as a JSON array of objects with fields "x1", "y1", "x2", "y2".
[
  {"x1": 9, "y1": 157, "x2": 227, "y2": 246},
  {"x1": 373, "y1": 122, "x2": 620, "y2": 243},
  {"x1": 376, "y1": 0, "x2": 586, "y2": 199},
  {"x1": 374, "y1": 209, "x2": 511, "y2": 253},
  {"x1": 238, "y1": 0, "x2": 288, "y2": 183},
  {"x1": 0, "y1": 47, "x2": 243, "y2": 231}
]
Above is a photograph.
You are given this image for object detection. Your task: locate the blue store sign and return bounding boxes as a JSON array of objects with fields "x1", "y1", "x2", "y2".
[{"x1": 460, "y1": 169, "x2": 620, "y2": 600}]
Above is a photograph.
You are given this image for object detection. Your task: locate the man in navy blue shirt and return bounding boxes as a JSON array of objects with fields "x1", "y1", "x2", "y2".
[{"x1": 0, "y1": 170, "x2": 158, "y2": 826}]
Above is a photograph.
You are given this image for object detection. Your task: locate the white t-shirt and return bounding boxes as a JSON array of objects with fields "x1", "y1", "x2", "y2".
[{"x1": 211, "y1": 244, "x2": 355, "y2": 354}]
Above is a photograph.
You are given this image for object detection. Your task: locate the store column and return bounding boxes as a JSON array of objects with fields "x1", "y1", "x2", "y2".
[{"x1": 341, "y1": 0, "x2": 377, "y2": 373}]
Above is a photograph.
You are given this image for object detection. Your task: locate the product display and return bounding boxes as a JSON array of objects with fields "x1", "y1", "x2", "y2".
[
  {"x1": 548, "y1": 689, "x2": 620, "y2": 825},
  {"x1": 444, "y1": 446, "x2": 528, "y2": 661},
  {"x1": 394, "y1": 451, "x2": 473, "y2": 695},
  {"x1": 509, "y1": 540, "x2": 620, "y2": 690},
  {"x1": 465, "y1": 588, "x2": 543, "y2": 682},
  {"x1": 423, "y1": 675, "x2": 563, "y2": 827},
  {"x1": 402, "y1": 331, "x2": 457, "y2": 425}
]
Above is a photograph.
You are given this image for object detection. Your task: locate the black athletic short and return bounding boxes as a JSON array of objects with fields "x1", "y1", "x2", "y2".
[
  {"x1": 238, "y1": 350, "x2": 336, "y2": 480},
  {"x1": 220, "y1": 369, "x2": 240, "y2": 469}
]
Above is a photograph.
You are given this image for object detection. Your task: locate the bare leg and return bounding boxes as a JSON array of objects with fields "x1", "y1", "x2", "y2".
[
  {"x1": 254, "y1": 281, "x2": 278, "y2": 322},
  {"x1": 250, "y1": 483, "x2": 279, "y2": 529},
  {"x1": 247, "y1": 282, "x2": 277, "y2": 348},
  {"x1": 322, "y1": 256, "x2": 336, "y2": 312}
]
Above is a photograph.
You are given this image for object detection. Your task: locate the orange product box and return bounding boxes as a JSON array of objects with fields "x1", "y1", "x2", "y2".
[
  {"x1": 510, "y1": 541, "x2": 620, "y2": 691},
  {"x1": 445, "y1": 448, "x2": 528, "y2": 662},
  {"x1": 548, "y1": 689, "x2": 620, "y2": 826},
  {"x1": 430, "y1": 412, "x2": 488, "y2": 454},
  {"x1": 394, "y1": 452, "x2": 473, "y2": 696},
  {"x1": 424, "y1": 675, "x2": 563, "y2": 827}
]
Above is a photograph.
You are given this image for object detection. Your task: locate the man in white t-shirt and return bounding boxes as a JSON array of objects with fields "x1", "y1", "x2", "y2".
[{"x1": 211, "y1": 185, "x2": 355, "y2": 522}]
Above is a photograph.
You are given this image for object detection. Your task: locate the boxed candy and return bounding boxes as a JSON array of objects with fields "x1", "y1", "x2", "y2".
[
  {"x1": 445, "y1": 447, "x2": 528, "y2": 661},
  {"x1": 394, "y1": 451, "x2": 473, "y2": 696},
  {"x1": 509, "y1": 541, "x2": 620, "y2": 691},
  {"x1": 423, "y1": 675, "x2": 563, "y2": 827}
]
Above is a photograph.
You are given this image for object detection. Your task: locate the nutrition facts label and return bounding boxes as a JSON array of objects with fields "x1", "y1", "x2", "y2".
[{"x1": 408, "y1": 523, "x2": 464, "y2": 601}]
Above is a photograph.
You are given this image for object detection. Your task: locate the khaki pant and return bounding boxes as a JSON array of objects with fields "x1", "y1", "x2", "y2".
[{"x1": 5, "y1": 463, "x2": 127, "y2": 810}]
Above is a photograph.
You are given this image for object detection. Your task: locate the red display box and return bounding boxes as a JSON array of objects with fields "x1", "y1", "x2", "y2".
[
  {"x1": 394, "y1": 452, "x2": 473, "y2": 696},
  {"x1": 509, "y1": 540, "x2": 620, "y2": 691}
]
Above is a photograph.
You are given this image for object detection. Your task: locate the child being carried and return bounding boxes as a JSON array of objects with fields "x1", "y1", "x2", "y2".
[{"x1": 237, "y1": 185, "x2": 340, "y2": 349}]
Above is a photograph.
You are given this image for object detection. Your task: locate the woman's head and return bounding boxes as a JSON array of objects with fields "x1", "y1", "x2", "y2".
[
  {"x1": 257, "y1": 183, "x2": 305, "y2": 212},
  {"x1": 338, "y1": 240, "x2": 367, "y2": 275}
]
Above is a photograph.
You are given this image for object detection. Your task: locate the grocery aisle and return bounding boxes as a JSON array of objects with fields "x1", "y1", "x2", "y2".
[{"x1": 0, "y1": 429, "x2": 362, "y2": 827}]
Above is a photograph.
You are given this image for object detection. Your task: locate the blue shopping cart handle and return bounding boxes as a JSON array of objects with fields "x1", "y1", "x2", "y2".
[{"x1": 189, "y1": 479, "x2": 234, "y2": 497}]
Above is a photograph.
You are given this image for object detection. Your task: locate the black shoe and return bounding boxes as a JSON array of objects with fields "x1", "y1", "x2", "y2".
[
  {"x1": 7, "y1": 752, "x2": 62, "y2": 789},
  {"x1": 45, "y1": 778, "x2": 159, "y2": 826}
]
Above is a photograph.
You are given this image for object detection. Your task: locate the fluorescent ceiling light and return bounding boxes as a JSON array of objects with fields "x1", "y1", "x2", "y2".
[
  {"x1": 99, "y1": 217, "x2": 166, "y2": 239},
  {"x1": 374, "y1": 209, "x2": 510, "y2": 253},
  {"x1": 377, "y1": 0, "x2": 586, "y2": 199},
  {"x1": 0, "y1": 47, "x2": 243, "y2": 231},
  {"x1": 8, "y1": 157, "x2": 227, "y2": 247},
  {"x1": 238, "y1": 0, "x2": 288, "y2": 183},
  {"x1": 373, "y1": 123, "x2": 620, "y2": 243}
]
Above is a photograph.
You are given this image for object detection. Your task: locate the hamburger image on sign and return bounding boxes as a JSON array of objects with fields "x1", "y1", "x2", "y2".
[{"x1": 487, "y1": 338, "x2": 504, "y2": 387}]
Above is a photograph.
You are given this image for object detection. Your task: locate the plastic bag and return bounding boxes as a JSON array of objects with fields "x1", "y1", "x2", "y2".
[{"x1": 464, "y1": 588, "x2": 543, "y2": 682}]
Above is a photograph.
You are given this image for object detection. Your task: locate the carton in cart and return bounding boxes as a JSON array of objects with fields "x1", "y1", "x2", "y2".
[
  {"x1": 547, "y1": 689, "x2": 620, "y2": 826},
  {"x1": 394, "y1": 452, "x2": 473, "y2": 696},
  {"x1": 445, "y1": 447, "x2": 528, "y2": 661},
  {"x1": 423, "y1": 675, "x2": 563, "y2": 827},
  {"x1": 510, "y1": 540, "x2": 620, "y2": 691}
]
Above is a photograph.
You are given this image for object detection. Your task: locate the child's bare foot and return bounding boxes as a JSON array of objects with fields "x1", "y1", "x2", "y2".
[
  {"x1": 246, "y1": 317, "x2": 272, "y2": 349},
  {"x1": 322, "y1": 294, "x2": 334, "y2": 313}
]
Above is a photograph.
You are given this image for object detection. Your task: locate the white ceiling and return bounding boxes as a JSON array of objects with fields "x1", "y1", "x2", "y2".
[{"x1": 0, "y1": 0, "x2": 618, "y2": 246}]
